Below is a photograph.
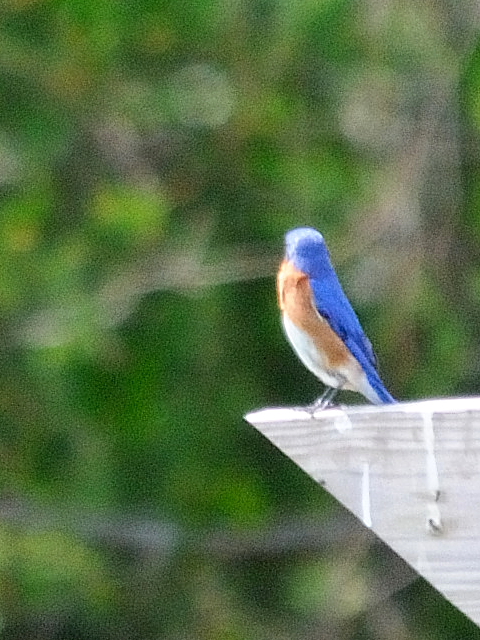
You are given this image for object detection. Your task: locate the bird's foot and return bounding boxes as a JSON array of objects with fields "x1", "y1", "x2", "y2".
[
  {"x1": 308, "y1": 399, "x2": 335, "y2": 414},
  {"x1": 308, "y1": 387, "x2": 339, "y2": 413}
]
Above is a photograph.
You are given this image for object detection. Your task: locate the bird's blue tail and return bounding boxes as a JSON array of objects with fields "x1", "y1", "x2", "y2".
[
  {"x1": 366, "y1": 367, "x2": 397, "y2": 404},
  {"x1": 347, "y1": 341, "x2": 397, "y2": 404}
]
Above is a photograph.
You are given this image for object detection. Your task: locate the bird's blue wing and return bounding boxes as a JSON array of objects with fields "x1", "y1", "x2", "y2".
[{"x1": 310, "y1": 275, "x2": 378, "y2": 371}]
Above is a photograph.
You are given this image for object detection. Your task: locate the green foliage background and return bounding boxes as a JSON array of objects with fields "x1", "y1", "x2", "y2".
[{"x1": 1, "y1": 0, "x2": 480, "y2": 638}]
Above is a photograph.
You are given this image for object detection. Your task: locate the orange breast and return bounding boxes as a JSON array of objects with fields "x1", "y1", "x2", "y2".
[{"x1": 277, "y1": 260, "x2": 352, "y2": 368}]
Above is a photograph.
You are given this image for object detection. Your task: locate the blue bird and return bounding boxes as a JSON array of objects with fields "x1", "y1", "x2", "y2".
[{"x1": 277, "y1": 227, "x2": 396, "y2": 406}]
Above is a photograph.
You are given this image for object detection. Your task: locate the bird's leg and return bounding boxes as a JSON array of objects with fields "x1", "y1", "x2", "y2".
[
  {"x1": 310, "y1": 375, "x2": 348, "y2": 412},
  {"x1": 310, "y1": 386, "x2": 338, "y2": 412}
]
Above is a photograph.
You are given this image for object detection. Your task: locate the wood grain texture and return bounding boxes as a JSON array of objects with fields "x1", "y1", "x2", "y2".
[{"x1": 245, "y1": 397, "x2": 480, "y2": 627}]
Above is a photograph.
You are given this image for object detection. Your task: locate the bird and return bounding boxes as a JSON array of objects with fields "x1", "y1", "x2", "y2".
[{"x1": 277, "y1": 227, "x2": 396, "y2": 407}]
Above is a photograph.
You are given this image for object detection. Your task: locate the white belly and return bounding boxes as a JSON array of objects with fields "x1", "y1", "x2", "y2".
[
  {"x1": 281, "y1": 312, "x2": 381, "y2": 402},
  {"x1": 282, "y1": 313, "x2": 341, "y2": 388}
]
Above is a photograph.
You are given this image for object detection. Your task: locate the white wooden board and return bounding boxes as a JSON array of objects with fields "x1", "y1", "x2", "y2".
[{"x1": 245, "y1": 397, "x2": 480, "y2": 626}]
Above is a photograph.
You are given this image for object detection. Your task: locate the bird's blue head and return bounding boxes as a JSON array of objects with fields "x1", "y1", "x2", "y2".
[{"x1": 284, "y1": 227, "x2": 332, "y2": 277}]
